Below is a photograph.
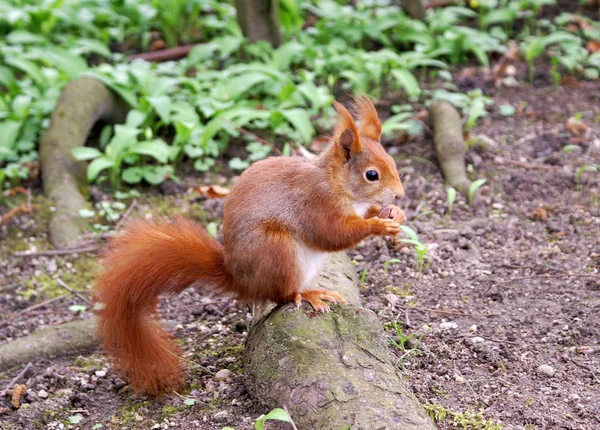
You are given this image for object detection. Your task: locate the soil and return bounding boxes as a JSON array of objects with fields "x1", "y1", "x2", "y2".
[{"x1": 1, "y1": 52, "x2": 600, "y2": 430}]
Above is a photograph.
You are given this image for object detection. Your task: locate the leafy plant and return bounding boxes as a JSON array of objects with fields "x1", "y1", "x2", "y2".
[
  {"x1": 397, "y1": 226, "x2": 428, "y2": 277},
  {"x1": 383, "y1": 259, "x2": 402, "y2": 275},
  {"x1": 447, "y1": 187, "x2": 457, "y2": 218},
  {"x1": 575, "y1": 165, "x2": 599, "y2": 192},
  {"x1": 468, "y1": 178, "x2": 487, "y2": 205}
]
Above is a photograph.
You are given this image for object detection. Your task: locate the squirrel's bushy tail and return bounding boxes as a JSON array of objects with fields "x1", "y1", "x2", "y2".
[{"x1": 94, "y1": 216, "x2": 232, "y2": 395}]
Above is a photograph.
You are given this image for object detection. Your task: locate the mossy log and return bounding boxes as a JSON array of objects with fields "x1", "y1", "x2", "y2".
[
  {"x1": 0, "y1": 319, "x2": 97, "y2": 371},
  {"x1": 245, "y1": 253, "x2": 434, "y2": 429},
  {"x1": 429, "y1": 101, "x2": 472, "y2": 196},
  {"x1": 40, "y1": 77, "x2": 129, "y2": 249}
]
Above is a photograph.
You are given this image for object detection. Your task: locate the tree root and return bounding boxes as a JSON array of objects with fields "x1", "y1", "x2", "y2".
[
  {"x1": 245, "y1": 253, "x2": 434, "y2": 429},
  {"x1": 429, "y1": 101, "x2": 472, "y2": 196},
  {"x1": 39, "y1": 77, "x2": 129, "y2": 249}
]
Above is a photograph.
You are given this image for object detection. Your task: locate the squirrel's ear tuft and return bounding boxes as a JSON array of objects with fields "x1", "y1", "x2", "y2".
[
  {"x1": 353, "y1": 94, "x2": 381, "y2": 141},
  {"x1": 333, "y1": 100, "x2": 361, "y2": 162}
]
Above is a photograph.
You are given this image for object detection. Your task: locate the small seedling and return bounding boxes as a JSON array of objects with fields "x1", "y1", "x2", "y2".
[
  {"x1": 360, "y1": 268, "x2": 367, "y2": 290},
  {"x1": 575, "y1": 165, "x2": 598, "y2": 192},
  {"x1": 447, "y1": 187, "x2": 457, "y2": 218},
  {"x1": 468, "y1": 178, "x2": 487, "y2": 205},
  {"x1": 254, "y1": 408, "x2": 292, "y2": 430},
  {"x1": 383, "y1": 259, "x2": 401, "y2": 275},
  {"x1": 398, "y1": 226, "x2": 429, "y2": 277}
]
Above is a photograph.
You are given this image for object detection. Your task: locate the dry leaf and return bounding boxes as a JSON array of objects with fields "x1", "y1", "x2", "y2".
[
  {"x1": 586, "y1": 40, "x2": 600, "y2": 54},
  {"x1": 566, "y1": 116, "x2": 588, "y2": 138},
  {"x1": 11, "y1": 384, "x2": 26, "y2": 408},
  {"x1": 560, "y1": 76, "x2": 581, "y2": 88},
  {"x1": 194, "y1": 185, "x2": 230, "y2": 199},
  {"x1": 530, "y1": 207, "x2": 548, "y2": 222},
  {"x1": 0, "y1": 407, "x2": 11, "y2": 415},
  {"x1": 149, "y1": 39, "x2": 166, "y2": 51}
]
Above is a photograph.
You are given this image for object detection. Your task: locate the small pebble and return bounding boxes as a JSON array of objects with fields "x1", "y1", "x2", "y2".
[
  {"x1": 470, "y1": 336, "x2": 485, "y2": 344},
  {"x1": 384, "y1": 294, "x2": 399, "y2": 307},
  {"x1": 537, "y1": 364, "x2": 556, "y2": 377},
  {"x1": 215, "y1": 369, "x2": 232, "y2": 380},
  {"x1": 213, "y1": 410, "x2": 229, "y2": 422},
  {"x1": 95, "y1": 370, "x2": 107, "y2": 378},
  {"x1": 439, "y1": 321, "x2": 458, "y2": 330},
  {"x1": 37, "y1": 390, "x2": 49, "y2": 399}
]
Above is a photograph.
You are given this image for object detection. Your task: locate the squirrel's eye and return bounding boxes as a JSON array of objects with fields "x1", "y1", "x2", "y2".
[{"x1": 365, "y1": 170, "x2": 379, "y2": 181}]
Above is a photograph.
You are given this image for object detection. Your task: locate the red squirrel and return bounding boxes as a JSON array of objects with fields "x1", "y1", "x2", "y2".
[{"x1": 94, "y1": 96, "x2": 406, "y2": 395}]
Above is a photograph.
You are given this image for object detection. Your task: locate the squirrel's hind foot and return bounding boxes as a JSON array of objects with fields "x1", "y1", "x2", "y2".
[{"x1": 294, "y1": 288, "x2": 348, "y2": 313}]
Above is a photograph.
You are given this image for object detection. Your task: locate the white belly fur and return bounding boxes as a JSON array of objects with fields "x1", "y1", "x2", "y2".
[
  {"x1": 297, "y1": 244, "x2": 328, "y2": 290},
  {"x1": 353, "y1": 202, "x2": 371, "y2": 218}
]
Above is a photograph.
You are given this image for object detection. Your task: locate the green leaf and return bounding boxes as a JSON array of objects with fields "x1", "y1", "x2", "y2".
[
  {"x1": 229, "y1": 157, "x2": 250, "y2": 171},
  {"x1": 72, "y1": 147, "x2": 103, "y2": 161},
  {"x1": 5, "y1": 58, "x2": 47, "y2": 88},
  {"x1": 142, "y1": 165, "x2": 172, "y2": 185},
  {"x1": 147, "y1": 96, "x2": 172, "y2": 124},
  {"x1": 69, "y1": 304, "x2": 87, "y2": 313},
  {"x1": 498, "y1": 104, "x2": 516, "y2": 117},
  {"x1": 468, "y1": 178, "x2": 487, "y2": 205},
  {"x1": 400, "y1": 225, "x2": 421, "y2": 243},
  {"x1": 70, "y1": 38, "x2": 112, "y2": 57},
  {"x1": 6, "y1": 30, "x2": 47, "y2": 45},
  {"x1": 254, "y1": 408, "x2": 291, "y2": 430},
  {"x1": 92, "y1": 424, "x2": 103, "y2": 430},
  {"x1": 0, "y1": 66, "x2": 16, "y2": 87},
  {"x1": 79, "y1": 208, "x2": 96, "y2": 218},
  {"x1": 184, "y1": 398, "x2": 196, "y2": 406},
  {"x1": 105, "y1": 125, "x2": 141, "y2": 160},
  {"x1": 280, "y1": 108, "x2": 313, "y2": 144},
  {"x1": 28, "y1": 47, "x2": 88, "y2": 79},
  {"x1": 87, "y1": 156, "x2": 114, "y2": 182},
  {"x1": 122, "y1": 167, "x2": 144, "y2": 184},
  {"x1": 131, "y1": 139, "x2": 171, "y2": 163},
  {"x1": 391, "y1": 69, "x2": 421, "y2": 101},
  {"x1": 67, "y1": 414, "x2": 84, "y2": 424},
  {"x1": 214, "y1": 72, "x2": 269, "y2": 100},
  {"x1": 194, "y1": 158, "x2": 215, "y2": 172},
  {"x1": 0, "y1": 120, "x2": 22, "y2": 151}
]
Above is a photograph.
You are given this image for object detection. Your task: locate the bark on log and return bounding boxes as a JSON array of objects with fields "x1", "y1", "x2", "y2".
[
  {"x1": 0, "y1": 319, "x2": 97, "y2": 371},
  {"x1": 245, "y1": 253, "x2": 435, "y2": 429},
  {"x1": 234, "y1": 0, "x2": 283, "y2": 47},
  {"x1": 40, "y1": 77, "x2": 129, "y2": 249},
  {"x1": 400, "y1": 0, "x2": 427, "y2": 20},
  {"x1": 429, "y1": 101, "x2": 472, "y2": 196}
]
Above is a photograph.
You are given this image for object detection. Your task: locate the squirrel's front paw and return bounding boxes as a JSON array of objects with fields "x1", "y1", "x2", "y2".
[
  {"x1": 378, "y1": 205, "x2": 407, "y2": 225},
  {"x1": 371, "y1": 218, "x2": 401, "y2": 237}
]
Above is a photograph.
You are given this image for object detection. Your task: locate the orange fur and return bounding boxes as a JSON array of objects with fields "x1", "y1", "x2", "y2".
[
  {"x1": 94, "y1": 217, "x2": 233, "y2": 395},
  {"x1": 353, "y1": 94, "x2": 382, "y2": 141},
  {"x1": 94, "y1": 98, "x2": 405, "y2": 396}
]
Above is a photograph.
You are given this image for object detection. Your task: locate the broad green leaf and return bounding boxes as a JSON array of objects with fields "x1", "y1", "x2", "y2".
[
  {"x1": 5, "y1": 58, "x2": 47, "y2": 88},
  {"x1": 142, "y1": 165, "x2": 172, "y2": 185},
  {"x1": 67, "y1": 414, "x2": 84, "y2": 424},
  {"x1": 28, "y1": 47, "x2": 88, "y2": 79},
  {"x1": 186, "y1": 43, "x2": 218, "y2": 66},
  {"x1": 400, "y1": 225, "x2": 420, "y2": 243},
  {"x1": 122, "y1": 167, "x2": 144, "y2": 184},
  {"x1": 72, "y1": 147, "x2": 103, "y2": 161},
  {"x1": 391, "y1": 69, "x2": 421, "y2": 101},
  {"x1": 87, "y1": 157, "x2": 114, "y2": 182},
  {"x1": 499, "y1": 104, "x2": 516, "y2": 117},
  {"x1": 131, "y1": 139, "x2": 171, "y2": 163},
  {"x1": 184, "y1": 398, "x2": 196, "y2": 406},
  {"x1": 0, "y1": 66, "x2": 16, "y2": 87},
  {"x1": 280, "y1": 108, "x2": 313, "y2": 144},
  {"x1": 6, "y1": 30, "x2": 47, "y2": 45},
  {"x1": 229, "y1": 157, "x2": 250, "y2": 171},
  {"x1": 70, "y1": 38, "x2": 112, "y2": 57},
  {"x1": 214, "y1": 72, "x2": 269, "y2": 100},
  {"x1": 254, "y1": 408, "x2": 291, "y2": 430},
  {"x1": 105, "y1": 125, "x2": 141, "y2": 160},
  {"x1": 147, "y1": 96, "x2": 172, "y2": 124},
  {"x1": 0, "y1": 120, "x2": 22, "y2": 150},
  {"x1": 194, "y1": 157, "x2": 215, "y2": 172},
  {"x1": 79, "y1": 208, "x2": 96, "y2": 218}
]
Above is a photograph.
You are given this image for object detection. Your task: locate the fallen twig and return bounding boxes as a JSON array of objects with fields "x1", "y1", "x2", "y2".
[
  {"x1": 283, "y1": 404, "x2": 299, "y2": 430},
  {"x1": 225, "y1": 120, "x2": 282, "y2": 155},
  {"x1": 494, "y1": 156, "x2": 560, "y2": 171},
  {"x1": 114, "y1": 198, "x2": 138, "y2": 231},
  {"x1": 13, "y1": 294, "x2": 70, "y2": 318},
  {"x1": 56, "y1": 278, "x2": 90, "y2": 305},
  {"x1": 13, "y1": 244, "x2": 101, "y2": 258},
  {"x1": 498, "y1": 273, "x2": 600, "y2": 284},
  {"x1": 0, "y1": 203, "x2": 32, "y2": 225},
  {"x1": 0, "y1": 362, "x2": 32, "y2": 397},
  {"x1": 129, "y1": 44, "x2": 196, "y2": 62},
  {"x1": 398, "y1": 305, "x2": 474, "y2": 317}
]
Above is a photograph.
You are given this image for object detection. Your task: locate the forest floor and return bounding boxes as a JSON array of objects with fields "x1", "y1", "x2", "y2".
[{"x1": 1, "y1": 67, "x2": 600, "y2": 430}]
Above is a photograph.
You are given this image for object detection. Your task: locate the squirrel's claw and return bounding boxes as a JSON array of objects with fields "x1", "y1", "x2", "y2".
[{"x1": 294, "y1": 289, "x2": 347, "y2": 313}]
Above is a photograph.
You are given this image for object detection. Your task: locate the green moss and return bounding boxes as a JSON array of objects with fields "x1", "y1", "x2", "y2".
[
  {"x1": 191, "y1": 336, "x2": 245, "y2": 375},
  {"x1": 72, "y1": 356, "x2": 104, "y2": 371},
  {"x1": 112, "y1": 399, "x2": 151, "y2": 427},
  {"x1": 384, "y1": 285, "x2": 413, "y2": 299},
  {"x1": 424, "y1": 403, "x2": 503, "y2": 430}
]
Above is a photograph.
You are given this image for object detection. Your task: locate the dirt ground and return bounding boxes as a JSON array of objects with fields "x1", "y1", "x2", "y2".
[{"x1": 1, "y1": 69, "x2": 600, "y2": 429}]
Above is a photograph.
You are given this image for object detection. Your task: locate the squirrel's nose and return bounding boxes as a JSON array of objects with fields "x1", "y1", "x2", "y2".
[{"x1": 395, "y1": 186, "x2": 405, "y2": 201}]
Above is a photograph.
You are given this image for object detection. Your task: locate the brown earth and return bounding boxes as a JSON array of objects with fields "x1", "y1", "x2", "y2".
[{"x1": 1, "y1": 72, "x2": 599, "y2": 429}]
